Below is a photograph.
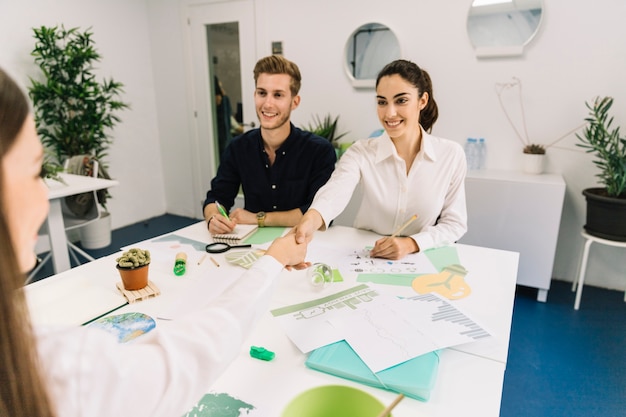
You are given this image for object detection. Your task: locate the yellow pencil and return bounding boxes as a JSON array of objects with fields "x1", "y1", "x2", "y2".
[
  {"x1": 390, "y1": 214, "x2": 418, "y2": 238},
  {"x1": 197, "y1": 254, "x2": 207, "y2": 265},
  {"x1": 210, "y1": 256, "x2": 220, "y2": 267},
  {"x1": 375, "y1": 393, "x2": 405, "y2": 417}
]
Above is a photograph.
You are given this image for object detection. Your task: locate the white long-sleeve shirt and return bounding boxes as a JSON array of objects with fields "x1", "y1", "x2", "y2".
[
  {"x1": 311, "y1": 128, "x2": 467, "y2": 250},
  {"x1": 35, "y1": 256, "x2": 283, "y2": 417}
]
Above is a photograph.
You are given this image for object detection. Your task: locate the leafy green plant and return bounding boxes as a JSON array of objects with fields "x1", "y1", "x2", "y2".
[
  {"x1": 28, "y1": 25, "x2": 129, "y2": 170},
  {"x1": 40, "y1": 147, "x2": 66, "y2": 182},
  {"x1": 576, "y1": 96, "x2": 626, "y2": 197},
  {"x1": 304, "y1": 113, "x2": 348, "y2": 148}
]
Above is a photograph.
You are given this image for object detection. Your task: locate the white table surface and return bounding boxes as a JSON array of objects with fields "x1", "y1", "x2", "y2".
[
  {"x1": 25, "y1": 221, "x2": 519, "y2": 416},
  {"x1": 44, "y1": 173, "x2": 119, "y2": 273}
]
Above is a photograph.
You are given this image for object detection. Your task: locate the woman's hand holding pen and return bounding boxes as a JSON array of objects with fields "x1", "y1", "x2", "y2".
[
  {"x1": 370, "y1": 214, "x2": 419, "y2": 259},
  {"x1": 370, "y1": 236, "x2": 419, "y2": 260}
]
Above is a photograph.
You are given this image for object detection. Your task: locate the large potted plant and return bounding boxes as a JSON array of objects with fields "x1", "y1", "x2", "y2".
[
  {"x1": 29, "y1": 25, "x2": 129, "y2": 248},
  {"x1": 576, "y1": 96, "x2": 626, "y2": 241}
]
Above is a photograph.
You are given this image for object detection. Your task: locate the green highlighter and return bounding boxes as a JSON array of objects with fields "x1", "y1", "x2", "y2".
[{"x1": 215, "y1": 200, "x2": 230, "y2": 220}]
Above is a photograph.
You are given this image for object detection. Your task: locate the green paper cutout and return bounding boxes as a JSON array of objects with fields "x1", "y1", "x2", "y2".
[
  {"x1": 244, "y1": 227, "x2": 286, "y2": 244},
  {"x1": 423, "y1": 246, "x2": 460, "y2": 271},
  {"x1": 332, "y1": 269, "x2": 344, "y2": 283},
  {"x1": 182, "y1": 392, "x2": 254, "y2": 417},
  {"x1": 357, "y1": 273, "x2": 426, "y2": 286}
]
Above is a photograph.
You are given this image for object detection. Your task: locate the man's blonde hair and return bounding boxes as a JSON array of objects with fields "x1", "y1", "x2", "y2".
[{"x1": 253, "y1": 55, "x2": 301, "y2": 97}]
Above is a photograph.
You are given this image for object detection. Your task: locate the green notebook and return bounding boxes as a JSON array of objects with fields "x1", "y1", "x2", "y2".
[{"x1": 305, "y1": 340, "x2": 439, "y2": 402}]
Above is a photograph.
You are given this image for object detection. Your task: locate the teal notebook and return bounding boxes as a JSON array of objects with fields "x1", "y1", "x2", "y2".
[{"x1": 305, "y1": 340, "x2": 439, "y2": 402}]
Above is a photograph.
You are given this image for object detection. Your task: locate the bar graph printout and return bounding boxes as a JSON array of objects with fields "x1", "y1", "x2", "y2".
[
  {"x1": 330, "y1": 292, "x2": 492, "y2": 372},
  {"x1": 272, "y1": 285, "x2": 491, "y2": 372}
]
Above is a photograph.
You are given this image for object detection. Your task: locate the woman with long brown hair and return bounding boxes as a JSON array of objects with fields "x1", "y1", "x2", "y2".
[
  {"x1": 0, "y1": 66, "x2": 308, "y2": 417},
  {"x1": 0, "y1": 66, "x2": 56, "y2": 417}
]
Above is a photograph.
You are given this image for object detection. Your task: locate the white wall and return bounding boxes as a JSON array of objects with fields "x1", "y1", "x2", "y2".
[
  {"x1": 0, "y1": 0, "x2": 167, "y2": 229},
  {"x1": 2, "y1": 0, "x2": 625, "y2": 291},
  {"x1": 155, "y1": 0, "x2": 625, "y2": 291}
]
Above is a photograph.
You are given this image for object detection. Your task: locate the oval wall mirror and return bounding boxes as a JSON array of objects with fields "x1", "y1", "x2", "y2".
[
  {"x1": 344, "y1": 22, "x2": 401, "y2": 88},
  {"x1": 466, "y1": 0, "x2": 543, "y2": 58}
]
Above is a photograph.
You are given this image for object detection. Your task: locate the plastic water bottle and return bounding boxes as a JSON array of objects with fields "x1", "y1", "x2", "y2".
[
  {"x1": 477, "y1": 138, "x2": 487, "y2": 169},
  {"x1": 464, "y1": 138, "x2": 478, "y2": 170}
]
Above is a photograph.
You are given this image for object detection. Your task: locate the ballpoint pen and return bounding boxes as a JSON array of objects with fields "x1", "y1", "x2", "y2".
[{"x1": 215, "y1": 200, "x2": 230, "y2": 221}]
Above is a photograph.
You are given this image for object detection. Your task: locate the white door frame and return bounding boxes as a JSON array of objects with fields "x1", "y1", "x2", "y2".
[{"x1": 183, "y1": 0, "x2": 257, "y2": 218}]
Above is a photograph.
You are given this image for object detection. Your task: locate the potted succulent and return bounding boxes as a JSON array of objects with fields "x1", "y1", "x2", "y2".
[
  {"x1": 29, "y1": 25, "x2": 129, "y2": 247},
  {"x1": 116, "y1": 248, "x2": 151, "y2": 290},
  {"x1": 496, "y1": 77, "x2": 583, "y2": 174},
  {"x1": 576, "y1": 96, "x2": 626, "y2": 241}
]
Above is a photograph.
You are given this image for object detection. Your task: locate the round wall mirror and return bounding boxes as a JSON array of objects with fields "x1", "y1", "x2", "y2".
[
  {"x1": 344, "y1": 23, "x2": 401, "y2": 88},
  {"x1": 466, "y1": 0, "x2": 543, "y2": 58}
]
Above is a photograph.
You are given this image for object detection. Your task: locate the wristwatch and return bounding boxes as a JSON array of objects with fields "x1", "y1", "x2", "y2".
[{"x1": 256, "y1": 211, "x2": 266, "y2": 227}]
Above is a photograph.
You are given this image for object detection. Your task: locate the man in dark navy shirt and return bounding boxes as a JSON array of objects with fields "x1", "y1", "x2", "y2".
[{"x1": 203, "y1": 55, "x2": 336, "y2": 234}]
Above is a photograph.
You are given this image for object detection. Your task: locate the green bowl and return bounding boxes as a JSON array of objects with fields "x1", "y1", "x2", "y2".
[{"x1": 281, "y1": 385, "x2": 390, "y2": 417}]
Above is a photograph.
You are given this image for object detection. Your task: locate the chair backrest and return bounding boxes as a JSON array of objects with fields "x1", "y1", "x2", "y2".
[{"x1": 61, "y1": 157, "x2": 102, "y2": 231}]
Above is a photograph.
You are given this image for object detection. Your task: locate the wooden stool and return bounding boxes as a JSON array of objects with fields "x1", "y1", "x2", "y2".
[{"x1": 572, "y1": 230, "x2": 626, "y2": 310}]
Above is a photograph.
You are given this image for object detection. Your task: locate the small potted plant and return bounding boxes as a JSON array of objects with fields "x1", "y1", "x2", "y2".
[
  {"x1": 496, "y1": 77, "x2": 583, "y2": 174},
  {"x1": 576, "y1": 96, "x2": 626, "y2": 241},
  {"x1": 116, "y1": 248, "x2": 151, "y2": 290}
]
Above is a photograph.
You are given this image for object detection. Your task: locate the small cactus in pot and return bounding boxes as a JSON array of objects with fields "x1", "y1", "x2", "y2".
[
  {"x1": 523, "y1": 144, "x2": 546, "y2": 155},
  {"x1": 116, "y1": 248, "x2": 151, "y2": 290}
]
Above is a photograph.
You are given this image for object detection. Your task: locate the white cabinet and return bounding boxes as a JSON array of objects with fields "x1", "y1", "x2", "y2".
[{"x1": 458, "y1": 170, "x2": 566, "y2": 301}]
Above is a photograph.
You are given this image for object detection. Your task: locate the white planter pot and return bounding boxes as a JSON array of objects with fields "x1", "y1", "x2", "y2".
[
  {"x1": 522, "y1": 153, "x2": 545, "y2": 175},
  {"x1": 79, "y1": 211, "x2": 112, "y2": 249}
]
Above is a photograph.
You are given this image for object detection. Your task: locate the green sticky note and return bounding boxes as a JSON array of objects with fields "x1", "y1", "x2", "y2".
[
  {"x1": 244, "y1": 227, "x2": 286, "y2": 244},
  {"x1": 423, "y1": 246, "x2": 460, "y2": 271},
  {"x1": 332, "y1": 269, "x2": 344, "y2": 283},
  {"x1": 357, "y1": 273, "x2": 421, "y2": 286}
]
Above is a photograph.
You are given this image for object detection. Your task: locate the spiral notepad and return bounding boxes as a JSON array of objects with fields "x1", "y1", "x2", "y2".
[{"x1": 211, "y1": 224, "x2": 258, "y2": 243}]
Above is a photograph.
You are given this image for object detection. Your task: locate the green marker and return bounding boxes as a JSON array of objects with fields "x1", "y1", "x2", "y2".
[{"x1": 215, "y1": 200, "x2": 230, "y2": 221}]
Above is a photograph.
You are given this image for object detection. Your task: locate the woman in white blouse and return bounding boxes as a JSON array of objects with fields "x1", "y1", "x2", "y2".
[
  {"x1": 296, "y1": 60, "x2": 467, "y2": 260},
  {"x1": 0, "y1": 66, "x2": 308, "y2": 417}
]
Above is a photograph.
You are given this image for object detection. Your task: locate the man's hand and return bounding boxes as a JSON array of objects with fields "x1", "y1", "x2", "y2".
[
  {"x1": 265, "y1": 234, "x2": 310, "y2": 270},
  {"x1": 230, "y1": 208, "x2": 257, "y2": 225},
  {"x1": 207, "y1": 214, "x2": 236, "y2": 234}
]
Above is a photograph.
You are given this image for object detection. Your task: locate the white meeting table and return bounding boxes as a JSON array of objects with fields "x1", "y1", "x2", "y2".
[
  {"x1": 25, "y1": 221, "x2": 519, "y2": 416},
  {"x1": 45, "y1": 173, "x2": 119, "y2": 274}
]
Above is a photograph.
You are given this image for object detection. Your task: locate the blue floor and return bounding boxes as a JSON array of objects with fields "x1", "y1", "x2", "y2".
[
  {"x1": 502, "y1": 282, "x2": 626, "y2": 417},
  {"x1": 31, "y1": 214, "x2": 626, "y2": 416}
]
